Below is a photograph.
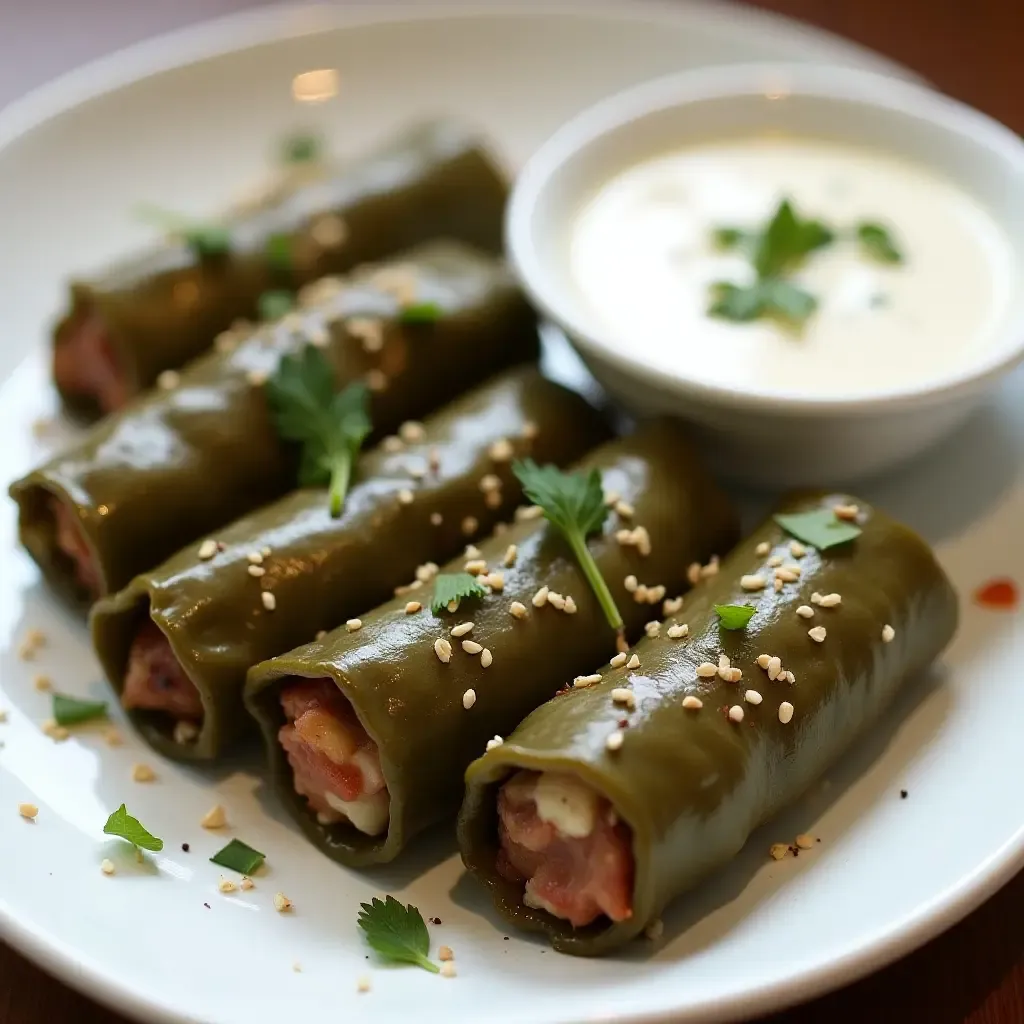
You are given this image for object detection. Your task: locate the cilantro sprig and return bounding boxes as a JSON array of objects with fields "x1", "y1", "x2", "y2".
[
  {"x1": 265, "y1": 346, "x2": 372, "y2": 517},
  {"x1": 358, "y1": 896, "x2": 439, "y2": 974},
  {"x1": 281, "y1": 131, "x2": 324, "y2": 166},
  {"x1": 135, "y1": 203, "x2": 230, "y2": 260},
  {"x1": 513, "y1": 460, "x2": 623, "y2": 645},
  {"x1": 715, "y1": 604, "x2": 757, "y2": 630},
  {"x1": 52, "y1": 693, "x2": 108, "y2": 727},
  {"x1": 103, "y1": 804, "x2": 163, "y2": 853},
  {"x1": 210, "y1": 839, "x2": 265, "y2": 875},
  {"x1": 774, "y1": 509, "x2": 861, "y2": 550},
  {"x1": 430, "y1": 573, "x2": 487, "y2": 613},
  {"x1": 856, "y1": 222, "x2": 903, "y2": 264}
]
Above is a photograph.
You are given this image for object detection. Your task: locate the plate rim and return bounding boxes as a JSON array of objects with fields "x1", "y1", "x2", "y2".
[{"x1": 1, "y1": 4, "x2": 1001, "y2": 1024}]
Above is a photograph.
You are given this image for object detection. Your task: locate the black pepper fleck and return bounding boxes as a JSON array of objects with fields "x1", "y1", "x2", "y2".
[
  {"x1": 900, "y1": 789, "x2": 908, "y2": 799},
  {"x1": 203, "y1": 902, "x2": 211, "y2": 909},
  {"x1": 182, "y1": 843, "x2": 190, "y2": 852}
]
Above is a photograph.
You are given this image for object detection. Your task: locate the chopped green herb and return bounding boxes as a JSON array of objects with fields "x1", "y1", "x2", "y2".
[
  {"x1": 210, "y1": 839, "x2": 265, "y2": 875},
  {"x1": 281, "y1": 131, "x2": 324, "y2": 165},
  {"x1": 52, "y1": 693, "x2": 108, "y2": 727},
  {"x1": 513, "y1": 460, "x2": 623, "y2": 644},
  {"x1": 774, "y1": 509, "x2": 862, "y2": 550},
  {"x1": 856, "y1": 222, "x2": 903, "y2": 264},
  {"x1": 135, "y1": 203, "x2": 231, "y2": 259},
  {"x1": 103, "y1": 804, "x2": 163, "y2": 853},
  {"x1": 265, "y1": 233, "x2": 293, "y2": 274},
  {"x1": 712, "y1": 226, "x2": 758, "y2": 256},
  {"x1": 398, "y1": 301, "x2": 443, "y2": 325},
  {"x1": 257, "y1": 289, "x2": 296, "y2": 322},
  {"x1": 265, "y1": 346, "x2": 372, "y2": 517},
  {"x1": 431, "y1": 573, "x2": 488, "y2": 613},
  {"x1": 357, "y1": 896, "x2": 439, "y2": 974},
  {"x1": 752, "y1": 199, "x2": 834, "y2": 279},
  {"x1": 709, "y1": 279, "x2": 817, "y2": 327},
  {"x1": 715, "y1": 604, "x2": 757, "y2": 630}
]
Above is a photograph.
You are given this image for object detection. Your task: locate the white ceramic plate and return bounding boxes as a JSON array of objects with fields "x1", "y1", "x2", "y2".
[{"x1": 2, "y1": 4, "x2": 1022, "y2": 1024}]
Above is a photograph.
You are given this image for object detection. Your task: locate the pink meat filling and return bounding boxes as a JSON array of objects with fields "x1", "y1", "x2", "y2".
[
  {"x1": 53, "y1": 307, "x2": 129, "y2": 414},
  {"x1": 497, "y1": 770, "x2": 634, "y2": 928},
  {"x1": 121, "y1": 620, "x2": 204, "y2": 722},
  {"x1": 278, "y1": 679, "x2": 389, "y2": 835},
  {"x1": 50, "y1": 496, "x2": 102, "y2": 598}
]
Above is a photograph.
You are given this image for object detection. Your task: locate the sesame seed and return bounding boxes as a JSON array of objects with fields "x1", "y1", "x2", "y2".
[
  {"x1": 778, "y1": 702, "x2": 794, "y2": 724},
  {"x1": 645, "y1": 621, "x2": 661, "y2": 638},
  {"x1": 430, "y1": 512, "x2": 443, "y2": 526},
  {"x1": 682, "y1": 695, "x2": 703, "y2": 710},
  {"x1": 104, "y1": 727, "x2": 123, "y2": 747},
  {"x1": 795, "y1": 834, "x2": 816, "y2": 850},
  {"x1": 434, "y1": 638, "x2": 453, "y2": 664},
  {"x1": 397, "y1": 488, "x2": 414, "y2": 506},
  {"x1": 157, "y1": 369, "x2": 180, "y2": 390},
  {"x1": 645, "y1": 584, "x2": 665, "y2": 605},
  {"x1": 547, "y1": 591, "x2": 566, "y2": 610},
  {"x1": 808, "y1": 626, "x2": 827, "y2": 643},
  {"x1": 882, "y1": 624, "x2": 895, "y2": 643},
  {"x1": 516, "y1": 504, "x2": 543, "y2": 521},
  {"x1": 366, "y1": 369, "x2": 388, "y2": 392},
  {"x1": 42, "y1": 720, "x2": 69, "y2": 742},
  {"x1": 834, "y1": 503, "x2": 860, "y2": 520},
  {"x1": 405, "y1": 601, "x2": 421, "y2": 614},
  {"x1": 489, "y1": 438, "x2": 514, "y2": 462},
  {"x1": 624, "y1": 574, "x2": 638, "y2": 593},
  {"x1": 744, "y1": 689, "x2": 763, "y2": 705},
  {"x1": 201, "y1": 805, "x2": 227, "y2": 829},
  {"x1": 486, "y1": 735, "x2": 503, "y2": 751},
  {"x1": 796, "y1": 605, "x2": 814, "y2": 618},
  {"x1": 632, "y1": 526, "x2": 652, "y2": 557},
  {"x1": 382, "y1": 435, "x2": 404, "y2": 453},
  {"x1": 248, "y1": 564, "x2": 266, "y2": 578},
  {"x1": 755, "y1": 542, "x2": 771, "y2": 556},
  {"x1": 696, "y1": 662, "x2": 717, "y2": 678},
  {"x1": 399, "y1": 421, "x2": 425, "y2": 443},
  {"x1": 462, "y1": 689, "x2": 477, "y2": 709},
  {"x1": 461, "y1": 516, "x2": 478, "y2": 536},
  {"x1": 663, "y1": 596, "x2": 684, "y2": 616},
  {"x1": 770, "y1": 843, "x2": 790, "y2": 860},
  {"x1": 240, "y1": 877, "x2": 254, "y2": 891},
  {"x1": 273, "y1": 893, "x2": 293, "y2": 913},
  {"x1": 198, "y1": 539, "x2": 218, "y2": 560},
  {"x1": 611, "y1": 688, "x2": 635, "y2": 707},
  {"x1": 464, "y1": 559, "x2": 487, "y2": 576},
  {"x1": 261, "y1": 591, "x2": 277, "y2": 611},
  {"x1": 605, "y1": 730, "x2": 624, "y2": 752},
  {"x1": 667, "y1": 623, "x2": 689, "y2": 639},
  {"x1": 19, "y1": 803, "x2": 38, "y2": 820},
  {"x1": 617, "y1": 529, "x2": 635, "y2": 547},
  {"x1": 604, "y1": 490, "x2": 621, "y2": 507},
  {"x1": 610, "y1": 652, "x2": 627, "y2": 668},
  {"x1": 346, "y1": 618, "x2": 362, "y2": 632},
  {"x1": 810, "y1": 592, "x2": 824, "y2": 605},
  {"x1": 447, "y1": 600, "x2": 459, "y2": 613},
  {"x1": 774, "y1": 567, "x2": 799, "y2": 583},
  {"x1": 522, "y1": 421, "x2": 539, "y2": 440},
  {"x1": 33, "y1": 674, "x2": 51, "y2": 692},
  {"x1": 479, "y1": 473, "x2": 502, "y2": 494},
  {"x1": 219, "y1": 878, "x2": 238, "y2": 894},
  {"x1": 440, "y1": 962, "x2": 457, "y2": 979},
  {"x1": 789, "y1": 541, "x2": 807, "y2": 558},
  {"x1": 728, "y1": 705, "x2": 744, "y2": 723},
  {"x1": 741, "y1": 574, "x2": 766, "y2": 591},
  {"x1": 615, "y1": 500, "x2": 634, "y2": 518},
  {"x1": 784, "y1": 670, "x2": 796, "y2": 684},
  {"x1": 132, "y1": 763, "x2": 156, "y2": 783},
  {"x1": 481, "y1": 648, "x2": 493, "y2": 668},
  {"x1": 818, "y1": 593, "x2": 842, "y2": 608},
  {"x1": 767, "y1": 657, "x2": 782, "y2": 681},
  {"x1": 100, "y1": 859, "x2": 115, "y2": 875},
  {"x1": 502, "y1": 545, "x2": 518, "y2": 568},
  {"x1": 306, "y1": 322, "x2": 330, "y2": 348},
  {"x1": 247, "y1": 550, "x2": 264, "y2": 565},
  {"x1": 508, "y1": 601, "x2": 527, "y2": 620},
  {"x1": 246, "y1": 369, "x2": 268, "y2": 387},
  {"x1": 774, "y1": 578, "x2": 784, "y2": 593},
  {"x1": 311, "y1": 212, "x2": 348, "y2": 249},
  {"x1": 417, "y1": 561, "x2": 440, "y2": 582},
  {"x1": 718, "y1": 653, "x2": 730, "y2": 671},
  {"x1": 768, "y1": 555, "x2": 783, "y2": 568},
  {"x1": 701, "y1": 556, "x2": 720, "y2": 579},
  {"x1": 462, "y1": 640, "x2": 483, "y2": 655},
  {"x1": 563, "y1": 595, "x2": 577, "y2": 614},
  {"x1": 574, "y1": 674, "x2": 602, "y2": 688},
  {"x1": 357, "y1": 975, "x2": 372, "y2": 993},
  {"x1": 645, "y1": 919, "x2": 664, "y2": 942},
  {"x1": 439, "y1": 945, "x2": 454, "y2": 962},
  {"x1": 633, "y1": 584, "x2": 649, "y2": 604},
  {"x1": 214, "y1": 329, "x2": 239, "y2": 353},
  {"x1": 756, "y1": 654, "x2": 771, "y2": 669},
  {"x1": 347, "y1": 317, "x2": 384, "y2": 352},
  {"x1": 532, "y1": 586, "x2": 549, "y2": 608},
  {"x1": 626, "y1": 654, "x2": 640, "y2": 670}
]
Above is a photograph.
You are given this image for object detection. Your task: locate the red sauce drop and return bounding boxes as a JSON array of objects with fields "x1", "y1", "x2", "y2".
[{"x1": 974, "y1": 578, "x2": 1019, "y2": 610}]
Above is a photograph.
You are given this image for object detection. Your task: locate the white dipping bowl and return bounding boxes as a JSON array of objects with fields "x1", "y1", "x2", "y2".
[{"x1": 507, "y1": 64, "x2": 1024, "y2": 486}]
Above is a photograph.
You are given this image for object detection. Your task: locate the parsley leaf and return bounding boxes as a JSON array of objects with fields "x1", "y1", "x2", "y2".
[
  {"x1": 708, "y1": 282, "x2": 765, "y2": 323},
  {"x1": 753, "y1": 199, "x2": 834, "y2": 279},
  {"x1": 265, "y1": 346, "x2": 372, "y2": 516},
  {"x1": 856, "y1": 222, "x2": 903, "y2": 264},
  {"x1": 430, "y1": 572, "x2": 487, "y2": 613},
  {"x1": 257, "y1": 289, "x2": 295, "y2": 321},
  {"x1": 265, "y1": 233, "x2": 293, "y2": 274},
  {"x1": 358, "y1": 896, "x2": 439, "y2": 974},
  {"x1": 715, "y1": 604, "x2": 757, "y2": 630},
  {"x1": 52, "y1": 693, "x2": 107, "y2": 727},
  {"x1": 210, "y1": 839, "x2": 265, "y2": 875},
  {"x1": 512, "y1": 460, "x2": 623, "y2": 642},
  {"x1": 398, "y1": 301, "x2": 443, "y2": 325},
  {"x1": 774, "y1": 509, "x2": 862, "y2": 550},
  {"x1": 135, "y1": 204, "x2": 231, "y2": 259},
  {"x1": 281, "y1": 131, "x2": 324, "y2": 165},
  {"x1": 709, "y1": 279, "x2": 817, "y2": 327},
  {"x1": 103, "y1": 804, "x2": 163, "y2": 853},
  {"x1": 713, "y1": 226, "x2": 758, "y2": 257}
]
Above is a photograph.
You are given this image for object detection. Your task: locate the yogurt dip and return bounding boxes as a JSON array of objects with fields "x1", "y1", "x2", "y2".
[{"x1": 569, "y1": 137, "x2": 1016, "y2": 398}]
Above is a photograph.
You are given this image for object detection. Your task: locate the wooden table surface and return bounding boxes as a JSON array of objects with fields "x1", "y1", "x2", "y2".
[{"x1": 2, "y1": 1, "x2": 1022, "y2": 1021}]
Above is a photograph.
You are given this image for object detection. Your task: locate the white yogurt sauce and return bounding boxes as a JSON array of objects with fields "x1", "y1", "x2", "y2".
[{"x1": 569, "y1": 137, "x2": 1015, "y2": 398}]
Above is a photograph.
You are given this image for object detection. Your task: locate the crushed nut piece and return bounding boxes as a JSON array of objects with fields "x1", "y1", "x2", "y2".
[
  {"x1": 508, "y1": 601, "x2": 527, "y2": 619},
  {"x1": 741, "y1": 574, "x2": 766, "y2": 591},
  {"x1": 605, "y1": 730, "x2": 624, "y2": 752},
  {"x1": 626, "y1": 654, "x2": 640, "y2": 670},
  {"x1": 434, "y1": 638, "x2": 453, "y2": 664},
  {"x1": 728, "y1": 705, "x2": 745, "y2": 724},
  {"x1": 682, "y1": 695, "x2": 703, "y2": 710},
  {"x1": 610, "y1": 652, "x2": 627, "y2": 668},
  {"x1": 778, "y1": 701, "x2": 795, "y2": 724},
  {"x1": 696, "y1": 662, "x2": 717, "y2": 678},
  {"x1": 19, "y1": 803, "x2": 38, "y2": 820},
  {"x1": 346, "y1": 618, "x2": 362, "y2": 632},
  {"x1": 808, "y1": 626, "x2": 827, "y2": 643},
  {"x1": 663, "y1": 596, "x2": 684, "y2": 616},
  {"x1": 274, "y1": 892, "x2": 293, "y2": 912},
  {"x1": 198, "y1": 539, "x2": 218, "y2": 560},
  {"x1": 462, "y1": 689, "x2": 477, "y2": 710},
  {"x1": 132, "y1": 763, "x2": 156, "y2": 783},
  {"x1": 201, "y1": 805, "x2": 227, "y2": 829},
  {"x1": 261, "y1": 591, "x2": 277, "y2": 611},
  {"x1": 882, "y1": 624, "x2": 895, "y2": 643},
  {"x1": 100, "y1": 858, "x2": 115, "y2": 875},
  {"x1": 667, "y1": 623, "x2": 689, "y2": 639}
]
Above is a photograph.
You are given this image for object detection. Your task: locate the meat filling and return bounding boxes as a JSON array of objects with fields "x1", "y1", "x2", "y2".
[
  {"x1": 278, "y1": 680, "x2": 389, "y2": 836},
  {"x1": 122, "y1": 620, "x2": 204, "y2": 724},
  {"x1": 53, "y1": 307, "x2": 129, "y2": 414},
  {"x1": 497, "y1": 770, "x2": 634, "y2": 928},
  {"x1": 51, "y1": 496, "x2": 102, "y2": 599}
]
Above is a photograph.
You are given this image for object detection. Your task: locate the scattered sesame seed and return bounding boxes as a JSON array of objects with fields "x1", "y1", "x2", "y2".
[
  {"x1": 834, "y1": 503, "x2": 859, "y2": 520},
  {"x1": 397, "y1": 488, "x2": 414, "y2": 506},
  {"x1": 756, "y1": 654, "x2": 771, "y2": 669},
  {"x1": 667, "y1": 623, "x2": 689, "y2": 639},
  {"x1": 767, "y1": 554, "x2": 783, "y2": 568},
  {"x1": 274, "y1": 893, "x2": 293, "y2": 913},
  {"x1": 774, "y1": 578, "x2": 784, "y2": 593},
  {"x1": 723, "y1": 667, "x2": 743, "y2": 683},
  {"x1": 818, "y1": 593, "x2": 842, "y2": 608},
  {"x1": 810, "y1": 592, "x2": 824, "y2": 605},
  {"x1": 429, "y1": 512, "x2": 443, "y2": 527},
  {"x1": 633, "y1": 526, "x2": 652, "y2": 557},
  {"x1": 246, "y1": 368, "x2": 268, "y2": 387},
  {"x1": 610, "y1": 652, "x2": 628, "y2": 668},
  {"x1": 464, "y1": 559, "x2": 487, "y2": 576},
  {"x1": 382, "y1": 435, "x2": 404, "y2": 453},
  {"x1": 624, "y1": 574, "x2": 638, "y2": 593},
  {"x1": 439, "y1": 945, "x2": 454, "y2": 962},
  {"x1": 701, "y1": 557, "x2": 720, "y2": 579},
  {"x1": 682, "y1": 695, "x2": 703, "y2": 710},
  {"x1": 481, "y1": 649, "x2": 493, "y2": 668},
  {"x1": 770, "y1": 843, "x2": 790, "y2": 860},
  {"x1": 346, "y1": 618, "x2": 362, "y2": 632},
  {"x1": 645, "y1": 584, "x2": 665, "y2": 605},
  {"x1": 795, "y1": 834, "x2": 816, "y2": 850},
  {"x1": 644, "y1": 621, "x2": 661, "y2": 638},
  {"x1": 789, "y1": 541, "x2": 807, "y2": 558},
  {"x1": 404, "y1": 601, "x2": 422, "y2": 615},
  {"x1": 547, "y1": 591, "x2": 566, "y2": 611},
  {"x1": 447, "y1": 600, "x2": 459, "y2": 613},
  {"x1": 741, "y1": 574, "x2": 766, "y2": 591},
  {"x1": 247, "y1": 550, "x2": 264, "y2": 565},
  {"x1": 755, "y1": 542, "x2": 771, "y2": 556},
  {"x1": 366, "y1": 369, "x2": 388, "y2": 392},
  {"x1": 644, "y1": 919, "x2": 664, "y2": 942},
  {"x1": 489, "y1": 438, "x2": 514, "y2": 462},
  {"x1": 357, "y1": 975, "x2": 372, "y2": 993},
  {"x1": 563, "y1": 595, "x2": 577, "y2": 614},
  {"x1": 42, "y1": 720, "x2": 69, "y2": 742},
  {"x1": 616, "y1": 529, "x2": 634, "y2": 547},
  {"x1": 532, "y1": 586, "x2": 549, "y2": 608},
  {"x1": 201, "y1": 805, "x2": 227, "y2": 830},
  {"x1": 417, "y1": 561, "x2": 440, "y2": 582},
  {"x1": 240, "y1": 877, "x2": 255, "y2": 891},
  {"x1": 219, "y1": 878, "x2": 238, "y2": 894},
  {"x1": 434, "y1": 638, "x2": 453, "y2": 664},
  {"x1": 198, "y1": 539, "x2": 218, "y2": 560},
  {"x1": 100, "y1": 859, "x2": 115, "y2": 876},
  {"x1": 461, "y1": 516, "x2": 479, "y2": 536},
  {"x1": 104, "y1": 726, "x2": 123, "y2": 747},
  {"x1": 728, "y1": 705, "x2": 744, "y2": 724},
  {"x1": 508, "y1": 601, "x2": 527, "y2": 620},
  {"x1": 696, "y1": 662, "x2": 717, "y2": 678},
  {"x1": 615, "y1": 500, "x2": 634, "y2": 518},
  {"x1": 882, "y1": 624, "x2": 895, "y2": 643},
  {"x1": 348, "y1": 317, "x2": 384, "y2": 353},
  {"x1": 574, "y1": 674, "x2": 602, "y2": 688},
  {"x1": 663, "y1": 596, "x2": 684, "y2": 616},
  {"x1": 132, "y1": 763, "x2": 156, "y2": 783},
  {"x1": 611, "y1": 688, "x2": 635, "y2": 707},
  {"x1": 261, "y1": 591, "x2": 277, "y2": 611},
  {"x1": 604, "y1": 490, "x2": 621, "y2": 507},
  {"x1": 315, "y1": 630, "x2": 327, "y2": 640},
  {"x1": 626, "y1": 654, "x2": 640, "y2": 670},
  {"x1": 399, "y1": 421, "x2": 425, "y2": 443},
  {"x1": 214, "y1": 329, "x2": 239, "y2": 353},
  {"x1": 718, "y1": 653, "x2": 730, "y2": 671},
  {"x1": 779, "y1": 701, "x2": 795, "y2": 724},
  {"x1": 744, "y1": 689, "x2": 763, "y2": 705},
  {"x1": 462, "y1": 689, "x2": 477, "y2": 709},
  {"x1": 479, "y1": 473, "x2": 502, "y2": 494},
  {"x1": 633, "y1": 584, "x2": 649, "y2": 604},
  {"x1": 796, "y1": 605, "x2": 814, "y2": 618},
  {"x1": 605, "y1": 730, "x2": 624, "y2": 752},
  {"x1": 248, "y1": 564, "x2": 266, "y2": 578},
  {"x1": 784, "y1": 670, "x2": 796, "y2": 684},
  {"x1": 33, "y1": 674, "x2": 51, "y2": 692},
  {"x1": 462, "y1": 640, "x2": 483, "y2": 655},
  {"x1": 19, "y1": 803, "x2": 38, "y2": 820},
  {"x1": 522, "y1": 420, "x2": 539, "y2": 440},
  {"x1": 157, "y1": 369, "x2": 181, "y2": 390},
  {"x1": 775, "y1": 567, "x2": 799, "y2": 583},
  {"x1": 440, "y1": 962, "x2": 457, "y2": 979},
  {"x1": 808, "y1": 626, "x2": 827, "y2": 643}
]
